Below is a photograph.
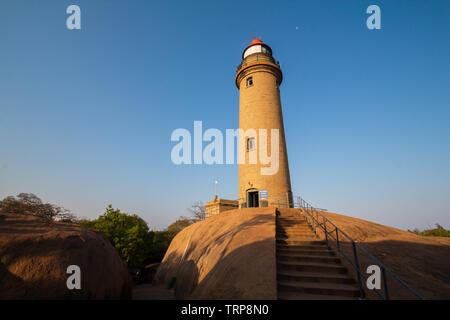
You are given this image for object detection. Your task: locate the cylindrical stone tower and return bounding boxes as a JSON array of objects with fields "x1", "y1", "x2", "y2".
[{"x1": 236, "y1": 38, "x2": 293, "y2": 208}]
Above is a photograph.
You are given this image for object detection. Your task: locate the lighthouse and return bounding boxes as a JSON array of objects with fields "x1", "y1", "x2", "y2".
[{"x1": 236, "y1": 38, "x2": 293, "y2": 208}]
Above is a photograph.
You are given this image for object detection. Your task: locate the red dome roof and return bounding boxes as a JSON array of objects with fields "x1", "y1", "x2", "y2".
[{"x1": 249, "y1": 38, "x2": 263, "y2": 45}]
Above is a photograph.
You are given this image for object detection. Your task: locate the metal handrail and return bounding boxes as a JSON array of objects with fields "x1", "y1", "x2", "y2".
[{"x1": 294, "y1": 196, "x2": 423, "y2": 300}]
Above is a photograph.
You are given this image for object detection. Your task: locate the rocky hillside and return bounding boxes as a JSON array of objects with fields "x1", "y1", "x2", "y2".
[{"x1": 316, "y1": 210, "x2": 450, "y2": 299}]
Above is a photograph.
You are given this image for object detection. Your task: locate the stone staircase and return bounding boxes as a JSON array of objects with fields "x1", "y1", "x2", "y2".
[{"x1": 276, "y1": 208, "x2": 360, "y2": 300}]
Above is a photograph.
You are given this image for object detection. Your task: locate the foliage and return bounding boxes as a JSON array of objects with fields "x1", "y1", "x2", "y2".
[
  {"x1": 144, "y1": 230, "x2": 173, "y2": 264},
  {"x1": 167, "y1": 219, "x2": 193, "y2": 236},
  {"x1": 0, "y1": 193, "x2": 71, "y2": 221},
  {"x1": 80, "y1": 205, "x2": 194, "y2": 267},
  {"x1": 79, "y1": 206, "x2": 192, "y2": 267},
  {"x1": 87, "y1": 205, "x2": 150, "y2": 268},
  {"x1": 408, "y1": 224, "x2": 450, "y2": 237}
]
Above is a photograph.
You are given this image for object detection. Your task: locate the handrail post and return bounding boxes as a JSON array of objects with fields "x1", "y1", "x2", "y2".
[
  {"x1": 352, "y1": 241, "x2": 365, "y2": 299},
  {"x1": 314, "y1": 210, "x2": 318, "y2": 234},
  {"x1": 312, "y1": 209, "x2": 316, "y2": 234},
  {"x1": 312, "y1": 210, "x2": 316, "y2": 234},
  {"x1": 336, "y1": 228, "x2": 340, "y2": 252},
  {"x1": 324, "y1": 220, "x2": 328, "y2": 246},
  {"x1": 315, "y1": 210, "x2": 319, "y2": 228},
  {"x1": 382, "y1": 267, "x2": 389, "y2": 300}
]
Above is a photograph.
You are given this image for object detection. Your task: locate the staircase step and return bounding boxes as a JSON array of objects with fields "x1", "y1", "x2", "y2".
[
  {"x1": 277, "y1": 229, "x2": 311, "y2": 232},
  {"x1": 277, "y1": 239, "x2": 318, "y2": 243},
  {"x1": 278, "y1": 281, "x2": 360, "y2": 298},
  {"x1": 277, "y1": 244, "x2": 329, "y2": 250},
  {"x1": 277, "y1": 271, "x2": 356, "y2": 285},
  {"x1": 277, "y1": 225, "x2": 312, "y2": 229},
  {"x1": 277, "y1": 231, "x2": 313, "y2": 235},
  {"x1": 276, "y1": 233, "x2": 316, "y2": 238},
  {"x1": 276, "y1": 215, "x2": 358, "y2": 300},
  {"x1": 277, "y1": 225, "x2": 310, "y2": 229},
  {"x1": 277, "y1": 232, "x2": 314, "y2": 236},
  {"x1": 278, "y1": 291, "x2": 356, "y2": 300},
  {"x1": 277, "y1": 227, "x2": 313, "y2": 232},
  {"x1": 277, "y1": 235, "x2": 316, "y2": 240},
  {"x1": 277, "y1": 215, "x2": 303, "y2": 218},
  {"x1": 277, "y1": 248, "x2": 335, "y2": 256},
  {"x1": 277, "y1": 222, "x2": 308, "y2": 226},
  {"x1": 277, "y1": 231, "x2": 313, "y2": 234},
  {"x1": 277, "y1": 237, "x2": 317, "y2": 241},
  {"x1": 277, "y1": 254, "x2": 341, "y2": 264},
  {"x1": 277, "y1": 239, "x2": 324, "y2": 245},
  {"x1": 277, "y1": 261, "x2": 348, "y2": 274}
]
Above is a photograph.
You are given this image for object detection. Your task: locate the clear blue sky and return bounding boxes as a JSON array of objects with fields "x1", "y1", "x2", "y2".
[{"x1": 1, "y1": 0, "x2": 449, "y2": 230}]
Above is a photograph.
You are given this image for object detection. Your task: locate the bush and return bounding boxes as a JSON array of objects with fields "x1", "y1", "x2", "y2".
[{"x1": 408, "y1": 224, "x2": 450, "y2": 237}]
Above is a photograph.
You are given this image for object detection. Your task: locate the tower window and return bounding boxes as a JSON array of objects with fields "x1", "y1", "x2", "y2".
[
  {"x1": 247, "y1": 137, "x2": 256, "y2": 151},
  {"x1": 246, "y1": 77, "x2": 253, "y2": 87}
]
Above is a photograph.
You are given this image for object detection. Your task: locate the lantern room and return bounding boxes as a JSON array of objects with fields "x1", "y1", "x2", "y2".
[{"x1": 242, "y1": 38, "x2": 273, "y2": 59}]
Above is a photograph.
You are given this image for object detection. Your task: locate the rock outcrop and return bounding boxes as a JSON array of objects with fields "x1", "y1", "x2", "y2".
[
  {"x1": 0, "y1": 212, "x2": 132, "y2": 299},
  {"x1": 154, "y1": 208, "x2": 277, "y2": 299}
]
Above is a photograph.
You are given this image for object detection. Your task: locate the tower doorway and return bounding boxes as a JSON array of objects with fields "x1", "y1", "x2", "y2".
[{"x1": 247, "y1": 190, "x2": 259, "y2": 208}]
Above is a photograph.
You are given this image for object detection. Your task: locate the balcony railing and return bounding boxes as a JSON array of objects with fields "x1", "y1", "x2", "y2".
[{"x1": 236, "y1": 54, "x2": 280, "y2": 72}]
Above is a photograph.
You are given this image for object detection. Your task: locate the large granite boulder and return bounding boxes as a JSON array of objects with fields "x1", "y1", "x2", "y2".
[
  {"x1": 154, "y1": 208, "x2": 277, "y2": 299},
  {"x1": 0, "y1": 212, "x2": 132, "y2": 299}
]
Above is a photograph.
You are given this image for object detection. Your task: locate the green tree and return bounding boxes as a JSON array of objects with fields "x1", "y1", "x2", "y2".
[
  {"x1": 0, "y1": 193, "x2": 71, "y2": 221},
  {"x1": 89, "y1": 205, "x2": 150, "y2": 268},
  {"x1": 142, "y1": 219, "x2": 193, "y2": 264},
  {"x1": 167, "y1": 218, "x2": 193, "y2": 236},
  {"x1": 144, "y1": 230, "x2": 173, "y2": 263}
]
